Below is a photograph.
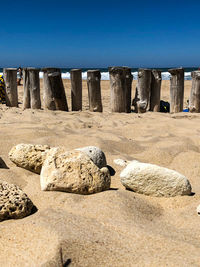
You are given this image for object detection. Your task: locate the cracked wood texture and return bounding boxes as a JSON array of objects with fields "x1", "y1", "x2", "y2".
[
  {"x1": 3, "y1": 68, "x2": 18, "y2": 107},
  {"x1": 71, "y1": 69, "x2": 82, "y2": 111},
  {"x1": 169, "y1": 68, "x2": 184, "y2": 113},
  {"x1": 87, "y1": 70, "x2": 102, "y2": 112}
]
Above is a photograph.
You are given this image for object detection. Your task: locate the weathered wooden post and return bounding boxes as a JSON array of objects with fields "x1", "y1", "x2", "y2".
[
  {"x1": 87, "y1": 70, "x2": 102, "y2": 112},
  {"x1": 42, "y1": 68, "x2": 60, "y2": 110},
  {"x1": 150, "y1": 70, "x2": 162, "y2": 112},
  {"x1": 169, "y1": 68, "x2": 184, "y2": 113},
  {"x1": 3, "y1": 68, "x2": 18, "y2": 107},
  {"x1": 48, "y1": 71, "x2": 68, "y2": 111},
  {"x1": 29, "y1": 68, "x2": 41, "y2": 109},
  {"x1": 109, "y1": 67, "x2": 126, "y2": 112},
  {"x1": 23, "y1": 68, "x2": 30, "y2": 109},
  {"x1": 124, "y1": 67, "x2": 133, "y2": 113},
  {"x1": 70, "y1": 69, "x2": 82, "y2": 111},
  {"x1": 23, "y1": 68, "x2": 41, "y2": 110},
  {"x1": 135, "y1": 68, "x2": 152, "y2": 113},
  {"x1": 189, "y1": 71, "x2": 200, "y2": 112}
]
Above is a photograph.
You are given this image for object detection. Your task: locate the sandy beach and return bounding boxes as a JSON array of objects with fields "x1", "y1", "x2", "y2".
[{"x1": 0, "y1": 80, "x2": 200, "y2": 266}]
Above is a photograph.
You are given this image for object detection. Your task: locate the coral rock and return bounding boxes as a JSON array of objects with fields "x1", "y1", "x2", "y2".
[
  {"x1": 40, "y1": 148, "x2": 110, "y2": 195},
  {"x1": 0, "y1": 180, "x2": 33, "y2": 221},
  {"x1": 9, "y1": 144, "x2": 51, "y2": 174}
]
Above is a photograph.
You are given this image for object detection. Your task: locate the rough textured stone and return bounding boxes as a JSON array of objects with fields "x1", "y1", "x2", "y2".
[
  {"x1": 40, "y1": 148, "x2": 110, "y2": 194},
  {"x1": 76, "y1": 146, "x2": 107, "y2": 169},
  {"x1": 9, "y1": 144, "x2": 51, "y2": 174},
  {"x1": 120, "y1": 161, "x2": 192, "y2": 197},
  {"x1": 0, "y1": 180, "x2": 33, "y2": 221}
]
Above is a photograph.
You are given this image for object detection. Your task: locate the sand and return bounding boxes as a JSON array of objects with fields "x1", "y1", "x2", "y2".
[{"x1": 0, "y1": 80, "x2": 200, "y2": 266}]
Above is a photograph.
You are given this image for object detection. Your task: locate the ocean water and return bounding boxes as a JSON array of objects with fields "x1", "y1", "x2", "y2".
[{"x1": 0, "y1": 67, "x2": 197, "y2": 80}]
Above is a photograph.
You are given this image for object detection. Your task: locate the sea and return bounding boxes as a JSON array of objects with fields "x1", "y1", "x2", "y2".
[{"x1": 0, "y1": 67, "x2": 197, "y2": 80}]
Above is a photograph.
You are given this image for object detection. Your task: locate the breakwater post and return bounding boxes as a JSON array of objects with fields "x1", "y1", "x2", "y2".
[
  {"x1": 109, "y1": 67, "x2": 133, "y2": 113},
  {"x1": 23, "y1": 68, "x2": 30, "y2": 109},
  {"x1": 48, "y1": 71, "x2": 68, "y2": 111},
  {"x1": 109, "y1": 67, "x2": 125, "y2": 112},
  {"x1": 43, "y1": 68, "x2": 68, "y2": 111},
  {"x1": 168, "y1": 68, "x2": 184, "y2": 113},
  {"x1": 189, "y1": 71, "x2": 200, "y2": 112},
  {"x1": 3, "y1": 68, "x2": 18, "y2": 107},
  {"x1": 23, "y1": 68, "x2": 41, "y2": 110},
  {"x1": 70, "y1": 69, "x2": 82, "y2": 111},
  {"x1": 87, "y1": 70, "x2": 103, "y2": 112},
  {"x1": 150, "y1": 70, "x2": 162, "y2": 112},
  {"x1": 135, "y1": 68, "x2": 152, "y2": 113},
  {"x1": 124, "y1": 67, "x2": 133, "y2": 113}
]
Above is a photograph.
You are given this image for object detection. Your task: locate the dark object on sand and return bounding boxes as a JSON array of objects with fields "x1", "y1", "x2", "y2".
[
  {"x1": 160, "y1": 100, "x2": 170, "y2": 113},
  {"x1": 0, "y1": 75, "x2": 6, "y2": 104}
]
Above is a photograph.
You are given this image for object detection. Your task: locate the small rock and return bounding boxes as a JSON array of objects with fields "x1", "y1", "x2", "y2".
[
  {"x1": 120, "y1": 161, "x2": 192, "y2": 197},
  {"x1": 197, "y1": 205, "x2": 200, "y2": 216},
  {"x1": 113, "y1": 159, "x2": 131, "y2": 167},
  {"x1": 40, "y1": 148, "x2": 110, "y2": 195},
  {"x1": 9, "y1": 144, "x2": 51, "y2": 174},
  {"x1": 76, "y1": 146, "x2": 107, "y2": 169},
  {"x1": 0, "y1": 180, "x2": 33, "y2": 221}
]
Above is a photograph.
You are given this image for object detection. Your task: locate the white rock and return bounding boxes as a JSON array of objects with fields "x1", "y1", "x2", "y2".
[
  {"x1": 120, "y1": 161, "x2": 192, "y2": 197},
  {"x1": 76, "y1": 146, "x2": 107, "y2": 169},
  {"x1": 113, "y1": 159, "x2": 137, "y2": 167},
  {"x1": 40, "y1": 148, "x2": 110, "y2": 195},
  {"x1": 197, "y1": 205, "x2": 200, "y2": 216}
]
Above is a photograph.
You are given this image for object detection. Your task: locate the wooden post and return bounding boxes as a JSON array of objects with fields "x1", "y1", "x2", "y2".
[
  {"x1": 109, "y1": 67, "x2": 126, "y2": 112},
  {"x1": 70, "y1": 69, "x2": 82, "y2": 111},
  {"x1": 135, "y1": 68, "x2": 152, "y2": 113},
  {"x1": 124, "y1": 67, "x2": 133, "y2": 113},
  {"x1": 189, "y1": 71, "x2": 200, "y2": 112},
  {"x1": 87, "y1": 70, "x2": 102, "y2": 112},
  {"x1": 3, "y1": 68, "x2": 18, "y2": 107},
  {"x1": 28, "y1": 68, "x2": 41, "y2": 109},
  {"x1": 169, "y1": 68, "x2": 184, "y2": 113},
  {"x1": 48, "y1": 71, "x2": 68, "y2": 111},
  {"x1": 150, "y1": 69, "x2": 162, "y2": 112},
  {"x1": 42, "y1": 68, "x2": 60, "y2": 110},
  {"x1": 22, "y1": 68, "x2": 30, "y2": 109}
]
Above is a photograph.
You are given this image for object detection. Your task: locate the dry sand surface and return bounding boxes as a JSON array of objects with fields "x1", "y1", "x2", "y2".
[{"x1": 0, "y1": 80, "x2": 200, "y2": 266}]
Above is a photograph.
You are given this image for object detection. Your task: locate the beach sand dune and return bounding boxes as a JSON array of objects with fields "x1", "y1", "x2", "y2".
[{"x1": 0, "y1": 80, "x2": 200, "y2": 266}]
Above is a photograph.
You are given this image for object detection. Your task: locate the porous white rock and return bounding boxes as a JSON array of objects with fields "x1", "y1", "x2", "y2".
[
  {"x1": 76, "y1": 146, "x2": 107, "y2": 169},
  {"x1": 0, "y1": 180, "x2": 33, "y2": 221},
  {"x1": 9, "y1": 144, "x2": 51, "y2": 174},
  {"x1": 40, "y1": 148, "x2": 110, "y2": 195},
  {"x1": 120, "y1": 161, "x2": 192, "y2": 197}
]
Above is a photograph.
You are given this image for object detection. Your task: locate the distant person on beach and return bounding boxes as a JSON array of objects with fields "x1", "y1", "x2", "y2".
[
  {"x1": 0, "y1": 75, "x2": 6, "y2": 104},
  {"x1": 17, "y1": 67, "x2": 23, "y2": 85}
]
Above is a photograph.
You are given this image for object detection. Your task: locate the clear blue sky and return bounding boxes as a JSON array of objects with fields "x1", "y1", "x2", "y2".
[{"x1": 1, "y1": 0, "x2": 200, "y2": 68}]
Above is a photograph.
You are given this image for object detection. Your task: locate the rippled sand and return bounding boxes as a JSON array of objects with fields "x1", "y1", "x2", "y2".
[{"x1": 0, "y1": 80, "x2": 200, "y2": 266}]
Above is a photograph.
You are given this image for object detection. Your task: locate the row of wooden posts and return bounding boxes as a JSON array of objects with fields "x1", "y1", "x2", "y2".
[{"x1": 2, "y1": 67, "x2": 200, "y2": 113}]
